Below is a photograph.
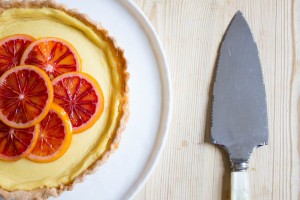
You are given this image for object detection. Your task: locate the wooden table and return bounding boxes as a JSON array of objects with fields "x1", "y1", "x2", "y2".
[{"x1": 132, "y1": 0, "x2": 300, "y2": 199}]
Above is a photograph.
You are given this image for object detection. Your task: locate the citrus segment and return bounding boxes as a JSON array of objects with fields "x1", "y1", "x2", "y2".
[
  {"x1": 0, "y1": 121, "x2": 38, "y2": 161},
  {"x1": 20, "y1": 37, "x2": 81, "y2": 80},
  {"x1": 52, "y1": 72, "x2": 104, "y2": 133},
  {"x1": 0, "y1": 34, "x2": 35, "y2": 76},
  {"x1": 27, "y1": 104, "x2": 72, "y2": 163},
  {"x1": 0, "y1": 65, "x2": 53, "y2": 128}
]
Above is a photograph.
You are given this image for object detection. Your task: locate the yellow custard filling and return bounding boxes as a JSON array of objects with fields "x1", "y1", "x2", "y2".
[{"x1": 0, "y1": 8, "x2": 122, "y2": 191}]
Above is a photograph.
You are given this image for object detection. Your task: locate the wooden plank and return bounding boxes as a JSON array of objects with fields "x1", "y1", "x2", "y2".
[
  {"x1": 132, "y1": 0, "x2": 299, "y2": 199},
  {"x1": 293, "y1": 0, "x2": 300, "y2": 199}
]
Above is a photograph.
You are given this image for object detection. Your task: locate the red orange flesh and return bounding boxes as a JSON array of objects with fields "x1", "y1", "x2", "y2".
[
  {"x1": 20, "y1": 37, "x2": 81, "y2": 80},
  {"x1": 0, "y1": 34, "x2": 35, "y2": 76},
  {"x1": 52, "y1": 72, "x2": 104, "y2": 133},
  {"x1": 0, "y1": 65, "x2": 53, "y2": 128},
  {"x1": 0, "y1": 121, "x2": 39, "y2": 161},
  {"x1": 27, "y1": 104, "x2": 72, "y2": 163}
]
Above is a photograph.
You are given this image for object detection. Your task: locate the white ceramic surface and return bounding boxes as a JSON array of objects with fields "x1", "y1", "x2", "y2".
[{"x1": 49, "y1": 0, "x2": 172, "y2": 199}]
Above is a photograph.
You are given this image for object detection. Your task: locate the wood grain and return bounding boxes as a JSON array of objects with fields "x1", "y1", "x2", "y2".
[{"x1": 132, "y1": 0, "x2": 300, "y2": 199}]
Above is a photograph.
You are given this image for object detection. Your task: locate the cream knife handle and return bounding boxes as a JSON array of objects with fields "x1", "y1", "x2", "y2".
[{"x1": 231, "y1": 171, "x2": 249, "y2": 200}]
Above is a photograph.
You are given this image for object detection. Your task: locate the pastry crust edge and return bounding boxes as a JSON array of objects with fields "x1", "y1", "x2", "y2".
[{"x1": 0, "y1": 0, "x2": 130, "y2": 199}]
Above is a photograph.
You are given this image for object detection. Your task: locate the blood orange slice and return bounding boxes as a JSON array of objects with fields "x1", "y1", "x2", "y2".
[
  {"x1": 27, "y1": 104, "x2": 72, "y2": 163},
  {"x1": 0, "y1": 34, "x2": 35, "y2": 76},
  {"x1": 0, "y1": 65, "x2": 53, "y2": 128},
  {"x1": 20, "y1": 37, "x2": 81, "y2": 80},
  {"x1": 0, "y1": 121, "x2": 39, "y2": 161},
  {"x1": 52, "y1": 72, "x2": 104, "y2": 133}
]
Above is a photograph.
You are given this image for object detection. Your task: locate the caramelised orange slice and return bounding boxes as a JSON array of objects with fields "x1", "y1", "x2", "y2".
[
  {"x1": 27, "y1": 104, "x2": 72, "y2": 163},
  {"x1": 52, "y1": 72, "x2": 104, "y2": 133},
  {"x1": 20, "y1": 37, "x2": 81, "y2": 80},
  {"x1": 0, "y1": 121, "x2": 39, "y2": 161},
  {"x1": 0, "y1": 65, "x2": 53, "y2": 128},
  {"x1": 0, "y1": 34, "x2": 34, "y2": 76}
]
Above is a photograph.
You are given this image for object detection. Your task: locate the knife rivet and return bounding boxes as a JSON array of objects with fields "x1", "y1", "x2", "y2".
[{"x1": 231, "y1": 161, "x2": 249, "y2": 172}]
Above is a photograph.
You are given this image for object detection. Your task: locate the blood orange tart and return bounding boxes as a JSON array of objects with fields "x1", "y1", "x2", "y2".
[{"x1": 0, "y1": 0, "x2": 129, "y2": 200}]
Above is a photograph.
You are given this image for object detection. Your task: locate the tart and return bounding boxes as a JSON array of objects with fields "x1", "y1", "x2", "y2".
[{"x1": 0, "y1": 0, "x2": 129, "y2": 199}]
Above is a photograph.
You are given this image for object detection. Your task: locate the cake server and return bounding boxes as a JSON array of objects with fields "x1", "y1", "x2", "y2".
[{"x1": 211, "y1": 11, "x2": 268, "y2": 200}]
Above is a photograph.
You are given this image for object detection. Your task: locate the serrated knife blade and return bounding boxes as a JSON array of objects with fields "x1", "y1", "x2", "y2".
[{"x1": 211, "y1": 11, "x2": 268, "y2": 200}]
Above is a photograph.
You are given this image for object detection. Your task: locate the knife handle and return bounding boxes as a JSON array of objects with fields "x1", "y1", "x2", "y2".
[{"x1": 231, "y1": 171, "x2": 249, "y2": 200}]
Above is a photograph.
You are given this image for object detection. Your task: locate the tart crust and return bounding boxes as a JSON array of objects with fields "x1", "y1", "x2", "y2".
[{"x1": 0, "y1": 0, "x2": 129, "y2": 199}]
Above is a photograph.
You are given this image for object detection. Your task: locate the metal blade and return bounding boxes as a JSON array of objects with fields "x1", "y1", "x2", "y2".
[{"x1": 211, "y1": 11, "x2": 268, "y2": 170}]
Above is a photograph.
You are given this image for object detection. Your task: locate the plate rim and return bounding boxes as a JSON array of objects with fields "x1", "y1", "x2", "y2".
[{"x1": 119, "y1": 0, "x2": 172, "y2": 199}]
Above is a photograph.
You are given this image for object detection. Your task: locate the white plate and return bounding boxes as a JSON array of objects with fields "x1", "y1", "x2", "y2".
[{"x1": 52, "y1": 0, "x2": 172, "y2": 199}]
